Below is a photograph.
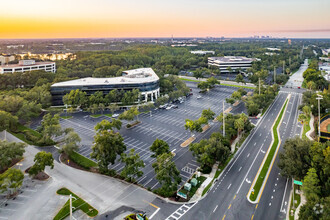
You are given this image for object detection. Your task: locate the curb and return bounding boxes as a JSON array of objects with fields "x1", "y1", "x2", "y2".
[{"x1": 247, "y1": 94, "x2": 291, "y2": 204}]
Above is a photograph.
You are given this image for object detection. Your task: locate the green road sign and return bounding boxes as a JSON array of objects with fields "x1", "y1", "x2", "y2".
[{"x1": 294, "y1": 180, "x2": 303, "y2": 186}]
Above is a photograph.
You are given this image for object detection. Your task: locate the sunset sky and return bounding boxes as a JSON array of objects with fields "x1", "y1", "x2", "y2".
[{"x1": 1, "y1": 0, "x2": 330, "y2": 39}]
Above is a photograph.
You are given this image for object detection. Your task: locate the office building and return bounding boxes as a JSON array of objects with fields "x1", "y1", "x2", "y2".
[
  {"x1": 51, "y1": 67, "x2": 160, "y2": 105},
  {"x1": 208, "y1": 56, "x2": 257, "y2": 73},
  {"x1": 0, "y1": 60, "x2": 56, "y2": 74},
  {"x1": 0, "y1": 54, "x2": 15, "y2": 65}
]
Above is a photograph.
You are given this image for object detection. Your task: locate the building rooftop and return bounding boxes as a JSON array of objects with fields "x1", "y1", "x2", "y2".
[
  {"x1": 0, "y1": 60, "x2": 55, "y2": 68},
  {"x1": 51, "y1": 68, "x2": 159, "y2": 87},
  {"x1": 208, "y1": 56, "x2": 256, "y2": 63}
]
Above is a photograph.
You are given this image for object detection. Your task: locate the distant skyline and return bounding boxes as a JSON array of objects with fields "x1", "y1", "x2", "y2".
[{"x1": 1, "y1": 0, "x2": 330, "y2": 39}]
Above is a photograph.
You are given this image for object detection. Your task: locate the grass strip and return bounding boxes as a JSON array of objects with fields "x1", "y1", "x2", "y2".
[
  {"x1": 54, "y1": 187, "x2": 98, "y2": 220},
  {"x1": 179, "y1": 78, "x2": 255, "y2": 89},
  {"x1": 250, "y1": 99, "x2": 288, "y2": 201},
  {"x1": 91, "y1": 113, "x2": 112, "y2": 118},
  {"x1": 289, "y1": 185, "x2": 301, "y2": 220},
  {"x1": 302, "y1": 116, "x2": 311, "y2": 140},
  {"x1": 9, "y1": 124, "x2": 54, "y2": 146},
  {"x1": 69, "y1": 151, "x2": 97, "y2": 169},
  {"x1": 60, "y1": 116, "x2": 73, "y2": 119}
]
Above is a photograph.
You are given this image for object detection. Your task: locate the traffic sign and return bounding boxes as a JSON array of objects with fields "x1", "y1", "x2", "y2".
[{"x1": 293, "y1": 180, "x2": 303, "y2": 186}]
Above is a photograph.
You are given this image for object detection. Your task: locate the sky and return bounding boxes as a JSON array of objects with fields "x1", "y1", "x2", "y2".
[{"x1": 1, "y1": 0, "x2": 330, "y2": 39}]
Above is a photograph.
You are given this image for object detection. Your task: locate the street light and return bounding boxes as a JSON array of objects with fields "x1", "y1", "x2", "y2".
[{"x1": 316, "y1": 94, "x2": 323, "y2": 142}]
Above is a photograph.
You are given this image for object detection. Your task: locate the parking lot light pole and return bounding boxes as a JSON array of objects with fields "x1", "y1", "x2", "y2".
[{"x1": 70, "y1": 194, "x2": 73, "y2": 220}]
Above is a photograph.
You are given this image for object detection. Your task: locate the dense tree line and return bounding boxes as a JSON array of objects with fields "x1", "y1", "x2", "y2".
[
  {"x1": 302, "y1": 59, "x2": 328, "y2": 90},
  {"x1": 278, "y1": 138, "x2": 330, "y2": 219}
]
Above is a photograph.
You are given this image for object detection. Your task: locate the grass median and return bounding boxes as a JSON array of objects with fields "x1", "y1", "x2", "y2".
[
  {"x1": 54, "y1": 187, "x2": 98, "y2": 220},
  {"x1": 250, "y1": 99, "x2": 288, "y2": 201},
  {"x1": 179, "y1": 78, "x2": 255, "y2": 89}
]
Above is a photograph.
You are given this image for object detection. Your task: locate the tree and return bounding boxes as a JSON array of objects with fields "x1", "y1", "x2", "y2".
[
  {"x1": 99, "y1": 103, "x2": 105, "y2": 115},
  {"x1": 120, "y1": 149, "x2": 145, "y2": 182},
  {"x1": 302, "y1": 168, "x2": 321, "y2": 201},
  {"x1": 307, "y1": 81, "x2": 316, "y2": 90},
  {"x1": 119, "y1": 106, "x2": 140, "y2": 123},
  {"x1": 235, "y1": 74, "x2": 245, "y2": 84},
  {"x1": 201, "y1": 108, "x2": 215, "y2": 125},
  {"x1": 278, "y1": 137, "x2": 313, "y2": 180},
  {"x1": 206, "y1": 77, "x2": 219, "y2": 87},
  {"x1": 91, "y1": 130, "x2": 126, "y2": 173},
  {"x1": 28, "y1": 151, "x2": 54, "y2": 177},
  {"x1": 40, "y1": 113, "x2": 62, "y2": 143},
  {"x1": 0, "y1": 168, "x2": 24, "y2": 196},
  {"x1": 0, "y1": 140, "x2": 26, "y2": 171},
  {"x1": 62, "y1": 89, "x2": 87, "y2": 108},
  {"x1": 193, "y1": 68, "x2": 204, "y2": 80},
  {"x1": 108, "y1": 103, "x2": 119, "y2": 115},
  {"x1": 94, "y1": 119, "x2": 122, "y2": 132},
  {"x1": 234, "y1": 118, "x2": 244, "y2": 137},
  {"x1": 150, "y1": 139, "x2": 170, "y2": 158},
  {"x1": 88, "y1": 104, "x2": 99, "y2": 115},
  {"x1": 197, "y1": 81, "x2": 210, "y2": 92},
  {"x1": 0, "y1": 110, "x2": 18, "y2": 131},
  {"x1": 231, "y1": 91, "x2": 242, "y2": 100},
  {"x1": 61, "y1": 131, "x2": 81, "y2": 155},
  {"x1": 185, "y1": 119, "x2": 202, "y2": 136},
  {"x1": 152, "y1": 153, "x2": 181, "y2": 197},
  {"x1": 226, "y1": 98, "x2": 235, "y2": 105}
]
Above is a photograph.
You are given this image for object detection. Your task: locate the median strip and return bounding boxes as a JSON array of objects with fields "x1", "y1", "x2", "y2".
[{"x1": 248, "y1": 95, "x2": 290, "y2": 203}]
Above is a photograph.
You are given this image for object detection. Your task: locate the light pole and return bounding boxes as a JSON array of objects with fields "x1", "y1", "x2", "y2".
[{"x1": 316, "y1": 94, "x2": 323, "y2": 142}]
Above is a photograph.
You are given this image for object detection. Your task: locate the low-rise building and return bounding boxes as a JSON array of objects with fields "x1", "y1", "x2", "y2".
[
  {"x1": 190, "y1": 50, "x2": 215, "y2": 55},
  {"x1": 51, "y1": 67, "x2": 160, "y2": 105},
  {"x1": 208, "y1": 56, "x2": 257, "y2": 73},
  {"x1": 0, "y1": 60, "x2": 56, "y2": 74}
]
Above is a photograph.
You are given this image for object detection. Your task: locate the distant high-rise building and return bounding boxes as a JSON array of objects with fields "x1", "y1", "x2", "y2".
[
  {"x1": 288, "y1": 39, "x2": 292, "y2": 45},
  {"x1": 0, "y1": 54, "x2": 15, "y2": 65}
]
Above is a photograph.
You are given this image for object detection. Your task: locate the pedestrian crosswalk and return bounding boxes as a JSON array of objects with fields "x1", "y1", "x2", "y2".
[{"x1": 165, "y1": 202, "x2": 198, "y2": 220}]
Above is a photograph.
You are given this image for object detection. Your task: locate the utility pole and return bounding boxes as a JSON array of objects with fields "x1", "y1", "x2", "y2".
[
  {"x1": 316, "y1": 94, "x2": 323, "y2": 142},
  {"x1": 292, "y1": 178, "x2": 295, "y2": 209},
  {"x1": 283, "y1": 61, "x2": 285, "y2": 74},
  {"x1": 223, "y1": 101, "x2": 225, "y2": 137},
  {"x1": 70, "y1": 194, "x2": 73, "y2": 220},
  {"x1": 259, "y1": 78, "x2": 261, "y2": 95},
  {"x1": 4, "y1": 129, "x2": 6, "y2": 141},
  {"x1": 274, "y1": 66, "x2": 276, "y2": 84}
]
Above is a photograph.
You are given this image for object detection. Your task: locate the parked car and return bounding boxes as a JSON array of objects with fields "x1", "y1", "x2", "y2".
[
  {"x1": 171, "y1": 104, "x2": 178, "y2": 109},
  {"x1": 166, "y1": 106, "x2": 172, "y2": 110},
  {"x1": 197, "y1": 95, "x2": 202, "y2": 99},
  {"x1": 112, "y1": 113, "x2": 119, "y2": 118}
]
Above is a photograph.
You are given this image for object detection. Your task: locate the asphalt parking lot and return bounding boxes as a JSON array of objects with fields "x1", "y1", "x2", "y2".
[{"x1": 32, "y1": 81, "x2": 252, "y2": 189}]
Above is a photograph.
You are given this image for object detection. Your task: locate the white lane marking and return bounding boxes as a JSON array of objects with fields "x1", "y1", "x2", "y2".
[
  {"x1": 247, "y1": 153, "x2": 250, "y2": 157},
  {"x1": 227, "y1": 184, "x2": 232, "y2": 189},
  {"x1": 149, "y1": 208, "x2": 160, "y2": 219},
  {"x1": 213, "y1": 205, "x2": 218, "y2": 213},
  {"x1": 280, "y1": 178, "x2": 289, "y2": 213},
  {"x1": 238, "y1": 167, "x2": 242, "y2": 172}
]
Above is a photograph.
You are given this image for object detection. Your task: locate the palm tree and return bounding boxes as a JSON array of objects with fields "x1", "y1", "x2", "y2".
[{"x1": 234, "y1": 118, "x2": 244, "y2": 137}]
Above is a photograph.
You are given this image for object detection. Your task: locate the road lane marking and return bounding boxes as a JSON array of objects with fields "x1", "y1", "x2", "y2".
[
  {"x1": 251, "y1": 215, "x2": 254, "y2": 220},
  {"x1": 233, "y1": 195, "x2": 236, "y2": 200},
  {"x1": 213, "y1": 205, "x2": 218, "y2": 212},
  {"x1": 255, "y1": 204, "x2": 258, "y2": 209},
  {"x1": 222, "y1": 215, "x2": 226, "y2": 220},
  {"x1": 238, "y1": 167, "x2": 242, "y2": 172},
  {"x1": 149, "y1": 208, "x2": 160, "y2": 219},
  {"x1": 227, "y1": 184, "x2": 231, "y2": 189},
  {"x1": 228, "y1": 204, "x2": 231, "y2": 209},
  {"x1": 247, "y1": 153, "x2": 250, "y2": 157}
]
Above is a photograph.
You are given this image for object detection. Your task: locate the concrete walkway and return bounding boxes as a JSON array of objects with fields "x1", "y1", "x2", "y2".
[
  {"x1": 295, "y1": 192, "x2": 307, "y2": 220},
  {"x1": 306, "y1": 113, "x2": 315, "y2": 140}
]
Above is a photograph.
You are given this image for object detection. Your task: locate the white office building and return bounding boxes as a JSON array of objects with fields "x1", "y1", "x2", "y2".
[
  {"x1": 0, "y1": 60, "x2": 56, "y2": 74},
  {"x1": 208, "y1": 56, "x2": 257, "y2": 73},
  {"x1": 190, "y1": 50, "x2": 215, "y2": 55},
  {"x1": 51, "y1": 68, "x2": 160, "y2": 105}
]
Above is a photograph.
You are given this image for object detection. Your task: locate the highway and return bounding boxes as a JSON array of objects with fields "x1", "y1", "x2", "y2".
[{"x1": 151, "y1": 61, "x2": 307, "y2": 220}]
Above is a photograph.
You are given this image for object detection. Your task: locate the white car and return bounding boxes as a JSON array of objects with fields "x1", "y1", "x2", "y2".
[
  {"x1": 197, "y1": 95, "x2": 202, "y2": 99},
  {"x1": 166, "y1": 106, "x2": 172, "y2": 110},
  {"x1": 112, "y1": 114, "x2": 119, "y2": 118}
]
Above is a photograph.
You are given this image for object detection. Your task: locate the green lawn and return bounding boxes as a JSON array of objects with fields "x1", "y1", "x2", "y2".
[
  {"x1": 69, "y1": 151, "x2": 97, "y2": 170},
  {"x1": 60, "y1": 116, "x2": 73, "y2": 119},
  {"x1": 10, "y1": 124, "x2": 53, "y2": 146},
  {"x1": 179, "y1": 78, "x2": 255, "y2": 89},
  {"x1": 302, "y1": 116, "x2": 311, "y2": 140},
  {"x1": 54, "y1": 188, "x2": 98, "y2": 220},
  {"x1": 250, "y1": 99, "x2": 288, "y2": 201},
  {"x1": 91, "y1": 113, "x2": 112, "y2": 118},
  {"x1": 289, "y1": 185, "x2": 301, "y2": 220}
]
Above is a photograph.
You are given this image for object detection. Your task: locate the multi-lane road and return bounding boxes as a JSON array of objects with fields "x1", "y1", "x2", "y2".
[{"x1": 150, "y1": 61, "x2": 308, "y2": 220}]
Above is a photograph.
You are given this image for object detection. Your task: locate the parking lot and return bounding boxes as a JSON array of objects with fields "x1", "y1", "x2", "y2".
[{"x1": 33, "y1": 81, "x2": 251, "y2": 189}]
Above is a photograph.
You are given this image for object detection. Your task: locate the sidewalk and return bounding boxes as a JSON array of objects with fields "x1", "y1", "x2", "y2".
[
  {"x1": 189, "y1": 163, "x2": 218, "y2": 202},
  {"x1": 305, "y1": 113, "x2": 314, "y2": 140}
]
